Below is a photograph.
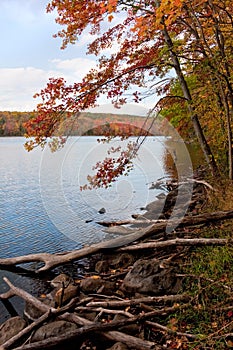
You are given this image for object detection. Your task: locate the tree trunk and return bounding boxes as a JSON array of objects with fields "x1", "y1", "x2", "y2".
[{"x1": 161, "y1": 22, "x2": 219, "y2": 177}]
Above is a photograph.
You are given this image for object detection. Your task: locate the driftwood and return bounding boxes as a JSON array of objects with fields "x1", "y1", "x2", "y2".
[
  {"x1": 0, "y1": 278, "x2": 156, "y2": 350},
  {"x1": 97, "y1": 219, "x2": 166, "y2": 227},
  {"x1": 145, "y1": 320, "x2": 198, "y2": 340},
  {"x1": 119, "y1": 237, "x2": 233, "y2": 251},
  {"x1": 98, "y1": 209, "x2": 233, "y2": 228},
  {"x1": 0, "y1": 210, "x2": 232, "y2": 273}
]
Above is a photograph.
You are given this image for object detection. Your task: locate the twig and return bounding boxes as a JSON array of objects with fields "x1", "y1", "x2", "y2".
[
  {"x1": 86, "y1": 294, "x2": 190, "y2": 308},
  {"x1": 145, "y1": 320, "x2": 199, "y2": 340},
  {"x1": 76, "y1": 306, "x2": 134, "y2": 318}
]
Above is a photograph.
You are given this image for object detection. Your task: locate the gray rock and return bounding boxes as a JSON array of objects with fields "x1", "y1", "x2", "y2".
[
  {"x1": 80, "y1": 277, "x2": 104, "y2": 294},
  {"x1": 98, "y1": 207, "x2": 106, "y2": 214},
  {"x1": 0, "y1": 316, "x2": 26, "y2": 345},
  {"x1": 121, "y1": 259, "x2": 182, "y2": 295},
  {"x1": 31, "y1": 320, "x2": 77, "y2": 342}
]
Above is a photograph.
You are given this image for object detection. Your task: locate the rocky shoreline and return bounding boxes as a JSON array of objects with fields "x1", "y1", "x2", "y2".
[{"x1": 1, "y1": 178, "x2": 232, "y2": 349}]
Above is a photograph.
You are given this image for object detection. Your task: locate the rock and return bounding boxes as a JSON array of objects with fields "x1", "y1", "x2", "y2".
[
  {"x1": 112, "y1": 314, "x2": 138, "y2": 335},
  {"x1": 95, "y1": 260, "x2": 109, "y2": 273},
  {"x1": 80, "y1": 277, "x2": 104, "y2": 294},
  {"x1": 98, "y1": 207, "x2": 106, "y2": 214},
  {"x1": 78, "y1": 311, "x2": 97, "y2": 321},
  {"x1": 144, "y1": 199, "x2": 166, "y2": 219},
  {"x1": 0, "y1": 316, "x2": 26, "y2": 345},
  {"x1": 121, "y1": 259, "x2": 182, "y2": 295},
  {"x1": 131, "y1": 214, "x2": 140, "y2": 219},
  {"x1": 50, "y1": 273, "x2": 71, "y2": 288},
  {"x1": 24, "y1": 298, "x2": 55, "y2": 322},
  {"x1": 107, "y1": 342, "x2": 129, "y2": 350},
  {"x1": 95, "y1": 253, "x2": 134, "y2": 273},
  {"x1": 111, "y1": 253, "x2": 135, "y2": 269},
  {"x1": 31, "y1": 320, "x2": 77, "y2": 342},
  {"x1": 53, "y1": 284, "x2": 79, "y2": 307},
  {"x1": 99, "y1": 281, "x2": 116, "y2": 295},
  {"x1": 156, "y1": 193, "x2": 166, "y2": 199}
]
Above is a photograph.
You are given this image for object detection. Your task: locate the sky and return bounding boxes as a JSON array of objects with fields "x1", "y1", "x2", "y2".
[
  {"x1": 0, "y1": 0, "x2": 152, "y2": 114},
  {"x1": 0, "y1": 0, "x2": 101, "y2": 112}
]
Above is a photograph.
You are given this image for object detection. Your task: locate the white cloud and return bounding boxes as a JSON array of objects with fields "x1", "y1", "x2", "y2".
[
  {"x1": 51, "y1": 58, "x2": 96, "y2": 81},
  {"x1": 0, "y1": 67, "x2": 51, "y2": 111},
  {"x1": 0, "y1": 57, "x2": 97, "y2": 111}
]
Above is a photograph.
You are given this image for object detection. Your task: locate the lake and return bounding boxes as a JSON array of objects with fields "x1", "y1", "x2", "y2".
[{"x1": 0, "y1": 135, "x2": 193, "y2": 321}]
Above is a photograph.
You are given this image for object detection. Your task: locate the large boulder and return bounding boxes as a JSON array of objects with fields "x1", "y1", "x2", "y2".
[
  {"x1": 0, "y1": 316, "x2": 26, "y2": 345},
  {"x1": 31, "y1": 320, "x2": 77, "y2": 342},
  {"x1": 121, "y1": 259, "x2": 182, "y2": 295}
]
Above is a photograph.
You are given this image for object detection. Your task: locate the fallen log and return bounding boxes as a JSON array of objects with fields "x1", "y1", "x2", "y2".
[{"x1": 0, "y1": 210, "x2": 232, "y2": 273}]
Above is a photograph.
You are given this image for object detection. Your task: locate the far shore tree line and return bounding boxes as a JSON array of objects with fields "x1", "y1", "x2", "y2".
[{"x1": 0, "y1": 111, "x2": 157, "y2": 137}]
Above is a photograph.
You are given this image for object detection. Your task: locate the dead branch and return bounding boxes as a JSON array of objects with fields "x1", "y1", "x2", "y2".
[
  {"x1": 119, "y1": 237, "x2": 233, "y2": 251},
  {"x1": 145, "y1": 320, "x2": 198, "y2": 340},
  {"x1": 76, "y1": 306, "x2": 134, "y2": 318},
  {"x1": 0, "y1": 210, "x2": 232, "y2": 273},
  {"x1": 86, "y1": 294, "x2": 190, "y2": 308},
  {"x1": 99, "y1": 210, "x2": 233, "y2": 228}
]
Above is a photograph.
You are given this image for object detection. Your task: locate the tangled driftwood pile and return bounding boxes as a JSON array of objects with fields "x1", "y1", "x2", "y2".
[{"x1": 0, "y1": 179, "x2": 233, "y2": 349}]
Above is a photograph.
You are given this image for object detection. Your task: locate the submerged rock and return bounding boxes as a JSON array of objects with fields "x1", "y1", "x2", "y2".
[{"x1": 98, "y1": 208, "x2": 106, "y2": 214}]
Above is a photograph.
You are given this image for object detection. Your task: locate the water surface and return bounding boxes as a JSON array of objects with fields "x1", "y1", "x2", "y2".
[{"x1": 0, "y1": 135, "x2": 191, "y2": 322}]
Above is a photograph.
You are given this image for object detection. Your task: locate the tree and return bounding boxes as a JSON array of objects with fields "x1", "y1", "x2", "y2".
[{"x1": 24, "y1": 0, "x2": 233, "y2": 182}]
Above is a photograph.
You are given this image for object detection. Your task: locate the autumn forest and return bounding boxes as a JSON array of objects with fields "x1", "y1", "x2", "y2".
[{"x1": 0, "y1": 111, "x2": 153, "y2": 137}]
